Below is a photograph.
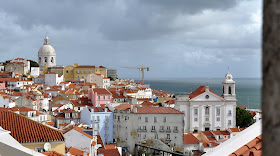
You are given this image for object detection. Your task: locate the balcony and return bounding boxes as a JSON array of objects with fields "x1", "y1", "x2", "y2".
[
  {"x1": 173, "y1": 129, "x2": 178, "y2": 133},
  {"x1": 142, "y1": 129, "x2": 147, "y2": 132},
  {"x1": 159, "y1": 129, "x2": 165, "y2": 132},
  {"x1": 166, "y1": 129, "x2": 171, "y2": 133},
  {"x1": 137, "y1": 129, "x2": 142, "y2": 132},
  {"x1": 151, "y1": 129, "x2": 156, "y2": 132}
]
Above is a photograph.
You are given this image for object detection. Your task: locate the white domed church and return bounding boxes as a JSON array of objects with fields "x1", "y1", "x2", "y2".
[{"x1": 38, "y1": 36, "x2": 56, "y2": 68}]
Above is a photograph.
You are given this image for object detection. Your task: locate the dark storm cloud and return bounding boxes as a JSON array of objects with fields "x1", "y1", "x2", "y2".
[{"x1": 0, "y1": 0, "x2": 262, "y2": 78}]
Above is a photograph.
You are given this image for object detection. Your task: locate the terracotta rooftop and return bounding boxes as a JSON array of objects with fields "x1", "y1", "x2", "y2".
[
  {"x1": 36, "y1": 75, "x2": 45, "y2": 79},
  {"x1": 42, "y1": 151, "x2": 64, "y2": 156},
  {"x1": 184, "y1": 133, "x2": 200, "y2": 144},
  {"x1": 135, "y1": 107, "x2": 184, "y2": 114},
  {"x1": 189, "y1": 86, "x2": 223, "y2": 99},
  {"x1": 212, "y1": 130, "x2": 230, "y2": 136},
  {"x1": 229, "y1": 135, "x2": 262, "y2": 156},
  {"x1": 0, "y1": 111, "x2": 64, "y2": 143},
  {"x1": 114, "y1": 104, "x2": 133, "y2": 110},
  {"x1": 104, "y1": 144, "x2": 117, "y2": 149},
  {"x1": 76, "y1": 65, "x2": 95, "y2": 68},
  {"x1": 97, "y1": 148, "x2": 120, "y2": 156},
  {"x1": 92, "y1": 88, "x2": 112, "y2": 95},
  {"x1": 68, "y1": 147, "x2": 85, "y2": 156},
  {"x1": 140, "y1": 101, "x2": 158, "y2": 107}
]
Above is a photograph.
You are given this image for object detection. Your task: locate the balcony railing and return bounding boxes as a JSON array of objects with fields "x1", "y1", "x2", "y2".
[
  {"x1": 142, "y1": 129, "x2": 147, "y2": 132},
  {"x1": 137, "y1": 129, "x2": 142, "y2": 132},
  {"x1": 166, "y1": 129, "x2": 171, "y2": 133},
  {"x1": 159, "y1": 129, "x2": 165, "y2": 132},
  {"x1": 151, "y1": 129, "x2": 156, "y2": 132},
  {"x1": 173, "y1": 129, "x2": 178, "y2": 133}
]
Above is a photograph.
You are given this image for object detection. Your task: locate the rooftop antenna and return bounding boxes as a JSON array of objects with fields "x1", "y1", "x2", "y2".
[{"x1": 228, "y1": 66, "x2": 230, "y2": 73}]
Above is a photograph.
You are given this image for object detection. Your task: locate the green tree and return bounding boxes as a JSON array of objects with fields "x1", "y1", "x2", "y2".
[
  {"x1": 236, "y1": 107, "x2": 254, "y2": 128},
  {"x1": 28, "y1": 60, "x2": 39, "y2": 68}
]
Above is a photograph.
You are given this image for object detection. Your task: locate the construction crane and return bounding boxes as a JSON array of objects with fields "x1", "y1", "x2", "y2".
[{"x1": 121, "y1": 64, "x2": 149, "y2": 83}]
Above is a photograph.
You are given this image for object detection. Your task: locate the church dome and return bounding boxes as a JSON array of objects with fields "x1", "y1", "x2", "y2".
[
  {"x1": 38, "y1": 37, "x2": 56, "y2": 56},
  {"x1": 223, "y1": 70, "x2": 234, "y2": 83}
]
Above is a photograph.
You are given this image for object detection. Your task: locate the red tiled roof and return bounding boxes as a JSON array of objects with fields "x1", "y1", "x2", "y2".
[
  {"x1": 203, "y1": 142, "x2": 219, "y2": 148},
  {"x1": 140, "y1": 101, "x2": 158, "y2": 107},
  {"x1": 212, "y1": 130, "x2": 230, "y2": 135},
  {"x1": 114, "y1": 104, "x2": 133, "y2": 110},
  {"x1": 184, "y1": 133, "x2": 200, "y2": 144},
  {"x1": 230, "y1": 128, "x2": 240, "y2": 132},
  {"x1": 237, "y1": 105, "x2": 247, "y2": 109},
  {"x1": 105, "y1": 144, "x2": 117, "y2": 149},
  {"x1": 189, "y1": 86, "x2": 223, "y2": 99},
  {"x1": 135, "y1": 107, "x2": 184, "y2": 114},
  {"x1": 92, "y1": 88, "x2": 112, "y2": 95},
  {"x1": 36, "y1": 75, "x2": 45, "y2": 79},
  {"x1": 76, "y1": 65, "x2": 95, "y2": 68},
  {"x1": 97, "y1": 148, "x2": 120, "y2": 156},
  {"x1": 18, "y1": 106, "x2": 35, "y2": 112},
  {"x1": 42, "y1": 151, "x2": 64, "y2": 156},
  {"x1": 231, "y1": 135, "x2": 262, "y2": 156},
  {"x1": 96, "y1": 135, "x2": 104, "y2": 146},
  {"x1": 137, "y1": 98, "x2": 152, "y2": 101},
  {"x1": 68, "y1": 147, "x2": 84, "y2": 155},
  {"x1": 0, "y1": 111, "x2": 64, "y2": 143}
]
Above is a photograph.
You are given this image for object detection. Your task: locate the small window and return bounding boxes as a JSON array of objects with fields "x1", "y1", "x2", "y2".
[
  {"x1": 217, "y1": 117, "x2": 220, "y2": 121},
  {"x1": 217, "y1": 108, "x2": 221, "y2": 116},
  {"x1": 45, "y1": 57, "x2": 47, "y2": 62},
  {"x1": 66, "y1": 70, "x2": 69, "y2": 74},
  {"x1": 98, "y1": 96, "x2": 100, "y2": 100},
  {"x1": 163, "y1": 117, "x2": 166, "y2": 122},
  {"x1": 103, "y1": 96, "x2": 105, "y2": 99},
  {"x1": 145, "y1": 117, "x2": 148, "y2": 122},
  {"x1": 138, "y1": 116, "x2": 141, "y2": 120},
  {"x1": 194, "y1": 108, "x2": 198, "y2": 115},
  {"x1": 51, "y1": 57, "x2": 54, "y2": 63},
  {"x1": 154, "y1": 117, "x2": 157, "y2": 123},
  {"x1": 205, "y1": 106, "x2": 209, "y2": 115},
  {"x1": 194, "y1": 118, "x2": 198, "y2": 122}
]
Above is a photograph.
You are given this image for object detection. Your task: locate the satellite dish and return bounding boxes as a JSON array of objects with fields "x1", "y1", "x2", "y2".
[{"x1": 44, "y1": 142, "x2": 51, "y2": 151}]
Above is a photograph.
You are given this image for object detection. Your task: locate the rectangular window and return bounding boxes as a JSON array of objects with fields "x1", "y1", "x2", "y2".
[
  {"x1": 228, "y1": 120, "x2": 232, "y2": 126},
  {"x1": 145, "y1": 117, "x2": 148, "y2": 122},
  {"x1": 71, "y1": 70, "x2": 73, "y2": 74},
  {"x1": 138, "y1": 116, "x2": 141, "y2": 120},
  {"x1": 167, "y1": 134, "x2": 170, "y2": 139},
  {"x1": 82, "y1": 69, "x2": 84, "y2": 73},
  {"x1": 217, "y1": 108, "x2": 220, "y2": 116},
  {"x1": 228, "y1": 110, "x2": 232, "y2": 116},
  {"x1": 108, "y1": 95, "x2": 110, "y2": 99},
  {"x1": 86, "y1": 69, "x2": 89, "y2": 73},
  {"x1": 103, "y1": 96, "x2": 105, "y2": 99},
  {"x1": 194, "y1": 108, "x2": 198, "y2": 115},
  {"x1": 217, "y1": 117, "x2": 220, "y2": 121},
  {"x1": 98, "y1": 96, "x2": 100, "y2": 100},
  {"x1": 143, "y1": 126, "x2": 147, "y2": 130},
  {"x1": 160, "y1": 126, "x2": 164, "y2": 130},
  {"x1": 205, "y1": 107, "x2": 210, "y2": 115},
  {"x1": 174, "y1": 126, "x2": 178, "y2": 131},
  {"x1": 194, "y1": 118, "x2": 198, "y2": 122},
  {"x1": 114, "y1": 115, "x2": 116, "y2": 119},
  {"x1": 163, "y1": 117, "x2": 166, "y2": 122},
  {"x1": 154, "y1": 117, "x2": 157, "y2": 123},
  {"x1": 167, "y1": 126, "x2": 170, "y2": 130},
  {"x1": 77, "y1": 70, "x2": 80, "y2": 73},
  {"x1": 152, "y1": 126, "x2": 155, "y2": 130},
  {"x1": 117, "y1": 116, "x2": 120, "y2": 122},
  {"x1": 205, "y1": 117, "x2": 209, "y2": 121}
]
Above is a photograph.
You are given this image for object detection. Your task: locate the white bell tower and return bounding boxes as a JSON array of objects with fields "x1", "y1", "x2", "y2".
[{"x1": 222, "y1": 69, "x2": 236, "y2": 100}]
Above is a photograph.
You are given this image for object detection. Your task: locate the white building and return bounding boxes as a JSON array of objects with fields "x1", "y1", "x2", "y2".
[
  {"x1": 38, "y1": 36, "x2": 56, "y2": 68},
  {"x1": 113, "y1": 106, "x2": 184, "y2": 153},
  {"x1": 45, "y1": 72, "x2": 63, "y2": 87},
  {"x1": 175, "y1": 71, "x2": 237, "y2": 132},
  {"x1": 30, "y1": 67, "x2": 40, "y2": 78}
]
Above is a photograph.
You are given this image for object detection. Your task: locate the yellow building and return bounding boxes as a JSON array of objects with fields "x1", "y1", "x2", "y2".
[
  {"x1": 63, "y1": 63, "x2": 107, "y2": 81},
  {"x1": 0, "y1": 111, "x2": 65, "y2": 155}
]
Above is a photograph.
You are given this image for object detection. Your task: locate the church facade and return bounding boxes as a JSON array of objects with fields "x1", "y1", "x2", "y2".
[{"x1": 174, "y1": 71, "x2": 237, "y2": 132}]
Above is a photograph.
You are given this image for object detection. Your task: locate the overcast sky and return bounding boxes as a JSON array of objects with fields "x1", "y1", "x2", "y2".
[{"x1": 0, "y1": 0, "x2": 262, "y2": 79}]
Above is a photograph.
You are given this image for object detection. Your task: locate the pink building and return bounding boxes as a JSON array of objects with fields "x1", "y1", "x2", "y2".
[
  {"x1": 0, "y1": 83, "x2": 5, "y2": 89},
  {"x1": 88, "y1": 88, "x2": 112, "y2": 107}
]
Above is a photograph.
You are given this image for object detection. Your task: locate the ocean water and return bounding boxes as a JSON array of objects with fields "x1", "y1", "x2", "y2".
[{"x1": 138, "y1": 78, "x2": 262, "y2": 109}]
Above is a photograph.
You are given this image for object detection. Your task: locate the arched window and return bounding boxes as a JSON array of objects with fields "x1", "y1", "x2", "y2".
[
  {"x1": 78, "y1": 76, "x2": 80, "y2": 79},
  {"x1": 39, "y1": 57, "x2": 41, "y2": 63},
  {"x1": 229, "y1": 86, "x2": 232, "y2": 94},
  {"x1": 51, "y1": 57, "x2": 54, "y2": 63},
  {"x1": 45, "y1": 57, "x2": 47, "y2": 63}
]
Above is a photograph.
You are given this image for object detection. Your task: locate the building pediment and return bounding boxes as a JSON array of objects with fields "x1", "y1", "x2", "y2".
[{"x1": 189, "y1": 91, "x2": 225, "y2": 102}]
